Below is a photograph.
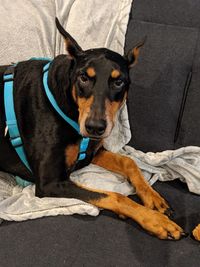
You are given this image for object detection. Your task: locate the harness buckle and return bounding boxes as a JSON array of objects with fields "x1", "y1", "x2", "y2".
[
  {"x1": 3, "y1": 74, "x2": 14, "y2": 82},
  {"x1": 10, "y1": 136, "x2": 23, "y2": 148},
  {"x1": 4, "y1": 65, "x2": 15, "y2": 75},
  {"x1": 77, "y1": 137, "x2": 90, "y2": 161},
  {"x1": 78, "y1": 152, "x2": 86, "y2": 161},
  {"x1": 3, "y1": 65, "x2": 15, "y2": 81}
]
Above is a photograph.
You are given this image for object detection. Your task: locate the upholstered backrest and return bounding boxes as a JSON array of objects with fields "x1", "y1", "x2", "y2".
[{"x1": 125, "y1": 0, "x2": 200, "y2": 152}]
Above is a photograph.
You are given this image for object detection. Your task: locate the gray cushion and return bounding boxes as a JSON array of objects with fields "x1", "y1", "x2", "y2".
[
  {"x1": 0, "y1": 181, "x2": 199, "y2": 267},
  {"x1": 125, "y1": 0, "x2": 200, "y2": 152}
]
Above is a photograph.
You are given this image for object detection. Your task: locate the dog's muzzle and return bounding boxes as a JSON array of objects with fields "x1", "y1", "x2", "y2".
[{"x1": 85, "y1": 118, "x2": 107, "y2": 137}]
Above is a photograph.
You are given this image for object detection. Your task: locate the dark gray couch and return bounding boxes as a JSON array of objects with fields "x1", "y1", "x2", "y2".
[
  {"x1": 126, "y1": 0, "x2": 200, "y2": 153},
  {"x1": 1, "y1": 1, "x2": 200, "y2": 266},
  {"x1": 1, "y1": 180, "x2": 200, "y2": 267}
]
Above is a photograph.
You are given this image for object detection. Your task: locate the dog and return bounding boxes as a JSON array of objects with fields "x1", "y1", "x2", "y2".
[{"x1": 0, "y1": 18, "x2": 186, "y2": 240}]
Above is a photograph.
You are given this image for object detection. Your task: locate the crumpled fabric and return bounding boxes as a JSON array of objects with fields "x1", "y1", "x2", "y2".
[{"x1": 1, "y1": 145, "x2": 200, "y2": 223}]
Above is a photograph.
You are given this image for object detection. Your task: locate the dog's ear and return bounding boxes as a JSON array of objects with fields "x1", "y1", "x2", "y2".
[
  {"x1": 55, "y1": 17, "x2": 82, "y2": 58},
  {"x1": 125, "y1": 37, "x2": 146, "y2": 68}
]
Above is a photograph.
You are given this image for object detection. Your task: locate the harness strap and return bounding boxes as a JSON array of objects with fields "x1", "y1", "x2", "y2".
[
  {"x1": 43, "y1": 62, "x2": 80, "y2": 133},
  {"x1": 15, "y1": 176, "x2": 33, "y2": 187},
  {"x1": 3, "y1": 66, "x2": 32, "y2": 172},
  {"x1": 42, "y1": 62, "x2": 90, "y2": 161}
]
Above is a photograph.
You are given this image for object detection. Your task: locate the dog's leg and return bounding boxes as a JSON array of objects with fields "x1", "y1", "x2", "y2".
[
  {"x1": 38, "y1": 180, "x2": 184, "y2": 240},
  {"x1": 92, "y1": 149, "x2": 170, "y2": 214}
]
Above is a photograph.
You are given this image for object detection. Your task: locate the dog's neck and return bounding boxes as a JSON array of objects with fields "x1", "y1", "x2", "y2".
[{"x1": 47, "y1": 55, "x2": 79, "y2": 122}]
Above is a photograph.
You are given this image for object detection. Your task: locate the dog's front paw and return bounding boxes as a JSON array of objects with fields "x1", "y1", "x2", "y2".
[
  {"x1": 192, "y1": 224, "x2": 200, "y2": 241},
  {"x1": 138, "y1": 187, "x2": 172, "y2": 215},
  {"x1": 139, "y1": 209, "x2": 185, "y2": 240}
]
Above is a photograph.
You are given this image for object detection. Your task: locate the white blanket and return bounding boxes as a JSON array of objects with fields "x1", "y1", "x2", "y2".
[{"x1": 0, "y1": 0, "x2": 200, "y2": 223}]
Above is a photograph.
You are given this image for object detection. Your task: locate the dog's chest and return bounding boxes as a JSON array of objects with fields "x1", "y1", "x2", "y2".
[{"x1": 65, "y1": 140, "x2": 101, "y2": 174}]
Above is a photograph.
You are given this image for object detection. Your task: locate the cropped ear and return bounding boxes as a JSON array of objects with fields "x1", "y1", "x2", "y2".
[
  {"x1": 55, "y1": 17, "x2": 83, "y2": 58},
  {"x1": 125, "y1": 37, "x2": 146, "y2": 68}
]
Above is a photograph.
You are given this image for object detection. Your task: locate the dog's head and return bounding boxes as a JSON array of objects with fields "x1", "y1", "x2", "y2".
[{"x1": 56, "y1": 18, "x2": 144, "y2": 140}]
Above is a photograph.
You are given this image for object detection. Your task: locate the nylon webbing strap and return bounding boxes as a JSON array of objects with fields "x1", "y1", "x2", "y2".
[
  {"x1": 43, "y1": 62, "x2": 90, "y2": 161},
  {"x1": 3, "y1": 66, "x2": 32, "y2": 172}
]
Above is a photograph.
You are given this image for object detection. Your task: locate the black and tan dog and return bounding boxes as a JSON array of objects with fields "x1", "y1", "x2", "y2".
[{"x1": 0, "y1": 19, "x2": 185, "y2": 240}]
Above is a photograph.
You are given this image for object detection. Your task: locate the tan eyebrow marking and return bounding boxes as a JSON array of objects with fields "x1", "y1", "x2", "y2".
[
  {"x1": 111, "y1": 69, "x2": 121, "y2": 79},
  {"x1": 86, "y1": 67, "x2": 96, "y2": 77}
]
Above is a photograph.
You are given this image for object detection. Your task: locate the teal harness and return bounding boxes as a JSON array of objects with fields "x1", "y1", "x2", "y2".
[{"x1": 3, "y1": 58, "x2": 90, "y2": 187}]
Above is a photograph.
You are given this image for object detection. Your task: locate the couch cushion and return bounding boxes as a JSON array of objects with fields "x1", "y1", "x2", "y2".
[
  {"x1": 130, "y1": 0, "x2": 200, "y2": 28},
  {"x1": 0, "y1": 180, "x2": 199, "y2": 267},
  {"x1": 175, "y1": 41, "x2": 200, "y2": 147},
  {"x1": 125, "y1": 19, "x2": 198, "y2": 152}
]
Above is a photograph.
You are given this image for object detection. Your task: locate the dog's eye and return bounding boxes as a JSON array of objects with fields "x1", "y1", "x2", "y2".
[
  {"x1": 114, "y1": 79, "x2": 124, "y2": 88},
  {"x1": 78, "y1": 74, "x2": 89, "y2": 84}
]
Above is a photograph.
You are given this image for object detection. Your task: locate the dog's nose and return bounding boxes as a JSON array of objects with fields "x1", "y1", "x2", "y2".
[{"x1": 85, "y1": 119, "x2": 107, "y2": 136}]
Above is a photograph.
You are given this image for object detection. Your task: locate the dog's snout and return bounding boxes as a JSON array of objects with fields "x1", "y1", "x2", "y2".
[{"x1": 85, "y1": 119, "x2": 107, "y2": 136}]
